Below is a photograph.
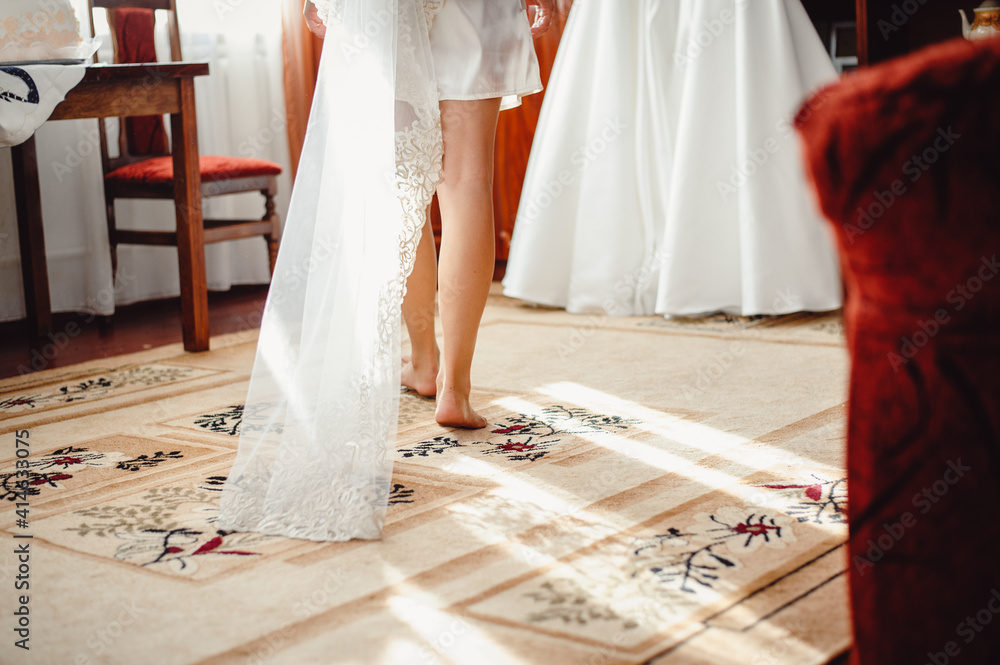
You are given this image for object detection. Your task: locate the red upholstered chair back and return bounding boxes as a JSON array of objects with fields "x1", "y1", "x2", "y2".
[
  {"x1": 87, "y1": 0, "x2": 182, "y2": 169},
  {"x1": 795, "y1": 37, "x2": 1000, "y2": 665}
]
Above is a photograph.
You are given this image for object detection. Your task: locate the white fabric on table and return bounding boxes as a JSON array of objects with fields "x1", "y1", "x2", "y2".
[{"x1": 0, "y1": 64, "x2": 86, "y2": 147}]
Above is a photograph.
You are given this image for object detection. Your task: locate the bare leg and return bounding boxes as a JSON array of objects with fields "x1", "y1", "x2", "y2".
[
  {"x1": 401, "y1": 207, "x2": 439, "y2": 397},
  {"x1": 434, "y1": 98, "x2": 501, "y2": 429}
]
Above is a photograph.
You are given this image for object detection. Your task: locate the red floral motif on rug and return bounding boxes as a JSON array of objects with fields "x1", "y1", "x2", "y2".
[{"x1": 1, "y1": 445, "x2": 184, "y2": 502}]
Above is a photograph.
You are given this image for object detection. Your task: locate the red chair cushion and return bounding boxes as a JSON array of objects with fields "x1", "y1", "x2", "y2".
[
  {"x1": 796, "y1": 37, "x2": 1000, "y2": 665},
  {"x1": 105, "y1": 155, "x2": 283, "y2": 187}
]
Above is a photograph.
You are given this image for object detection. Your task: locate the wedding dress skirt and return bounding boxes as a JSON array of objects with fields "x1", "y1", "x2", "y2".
[
  {"x1": 216, "y1": 0, "x2": 538, "y2": 542},
  {"x1": 502, "y1": 0, "x2": 843, "y2": 317}
]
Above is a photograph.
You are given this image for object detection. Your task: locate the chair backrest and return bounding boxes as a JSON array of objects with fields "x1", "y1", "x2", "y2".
[
  {"x1": 89, "y1": 0, "x2": 182, "y2": 62},
  {"x1": 87, "y1": 0, "x2": 183, "y2": 174}
]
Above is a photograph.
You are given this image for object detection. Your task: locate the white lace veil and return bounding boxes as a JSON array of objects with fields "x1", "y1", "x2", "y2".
[{"x1": 216, "y1": 0, "x2": 444, "y2": 541}]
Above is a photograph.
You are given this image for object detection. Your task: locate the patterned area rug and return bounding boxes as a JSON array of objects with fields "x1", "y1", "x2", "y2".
[{"x1": 1, "y1": 292, "x2": 851, "y2": 664}]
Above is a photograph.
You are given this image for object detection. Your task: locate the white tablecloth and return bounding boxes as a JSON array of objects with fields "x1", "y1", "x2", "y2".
[{"x1": 0, "y1": 63, "x2": 87, "y2": 147}]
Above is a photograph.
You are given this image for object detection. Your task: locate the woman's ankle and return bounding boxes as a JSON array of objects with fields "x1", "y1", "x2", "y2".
[
  {"x1": 402, "y1": 350, "x2": 440, "y2": 397},
  {"x1": 436, "y1": 373, "x2": 472, "y2": 398},
  {"x1": 408, "y1": 346, "x2": 440, "y2": 372}
]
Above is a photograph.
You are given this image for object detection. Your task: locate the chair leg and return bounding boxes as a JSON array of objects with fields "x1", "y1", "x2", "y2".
[
  {"x1": 106, "y1": 196, "x2": 119, "y2": 285},
  {"x1": 262, "y1": 182, "x2": 280, "y2": 275},
  {"x1": 100, "y1": 197, "x2": 118, "y2": 332}
]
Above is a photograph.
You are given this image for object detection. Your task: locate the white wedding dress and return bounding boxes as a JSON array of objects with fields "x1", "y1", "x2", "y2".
[
  {"x1": 502, "y1": 0, "x2": 843, "y2": 317},
  {"x1": 215, "y1": 0, "x2": 540, "y2": 542}
]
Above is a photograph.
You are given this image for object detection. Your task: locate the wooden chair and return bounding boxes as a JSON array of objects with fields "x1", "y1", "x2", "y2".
[{"x1": 87, "y1": 0, "x2": 281, "y2": 297}]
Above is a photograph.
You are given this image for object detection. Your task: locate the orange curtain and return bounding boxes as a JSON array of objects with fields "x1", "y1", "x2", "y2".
[{"x1": 281, "y1": 0, "x2": 324, "y2": 179}]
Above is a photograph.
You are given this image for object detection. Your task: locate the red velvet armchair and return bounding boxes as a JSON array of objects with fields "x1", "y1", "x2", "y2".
[{"x1": 796, "y1": 36, "x2": 1000, "y2": 665}]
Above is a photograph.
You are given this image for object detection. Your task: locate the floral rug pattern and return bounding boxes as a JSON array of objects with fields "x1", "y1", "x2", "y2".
[
  {"x1": 399, "y1": 405, "x2": 640, "y2": 465},
  {"x1": 0, "y1": 310, "x2": 851, "y2": 664},
  {"x1": 0, "y1": 364, "x2": 218, "y2": 415},
  {"x1": 460, "y1": 471, "x2": 847, "y2": 652},
  {"x1": 0, "y1": 441, "x2": 200, "y2": 503},
  {"x1": 29, "y1": 472, "x2": 280, "y2": 579}
]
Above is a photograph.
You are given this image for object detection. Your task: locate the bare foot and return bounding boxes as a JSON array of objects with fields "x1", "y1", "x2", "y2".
[
  {"x1": 435, "y1": 384, "x2": 487, "y2": 429},
  {"x1": 401, "y1": 355, "x2": 438, "y2": 397}
]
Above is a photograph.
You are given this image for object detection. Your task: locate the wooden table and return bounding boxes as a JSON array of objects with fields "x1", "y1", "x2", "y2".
[{"x1": 12, "y1": 62, "x2": 211, "y2": 352}]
